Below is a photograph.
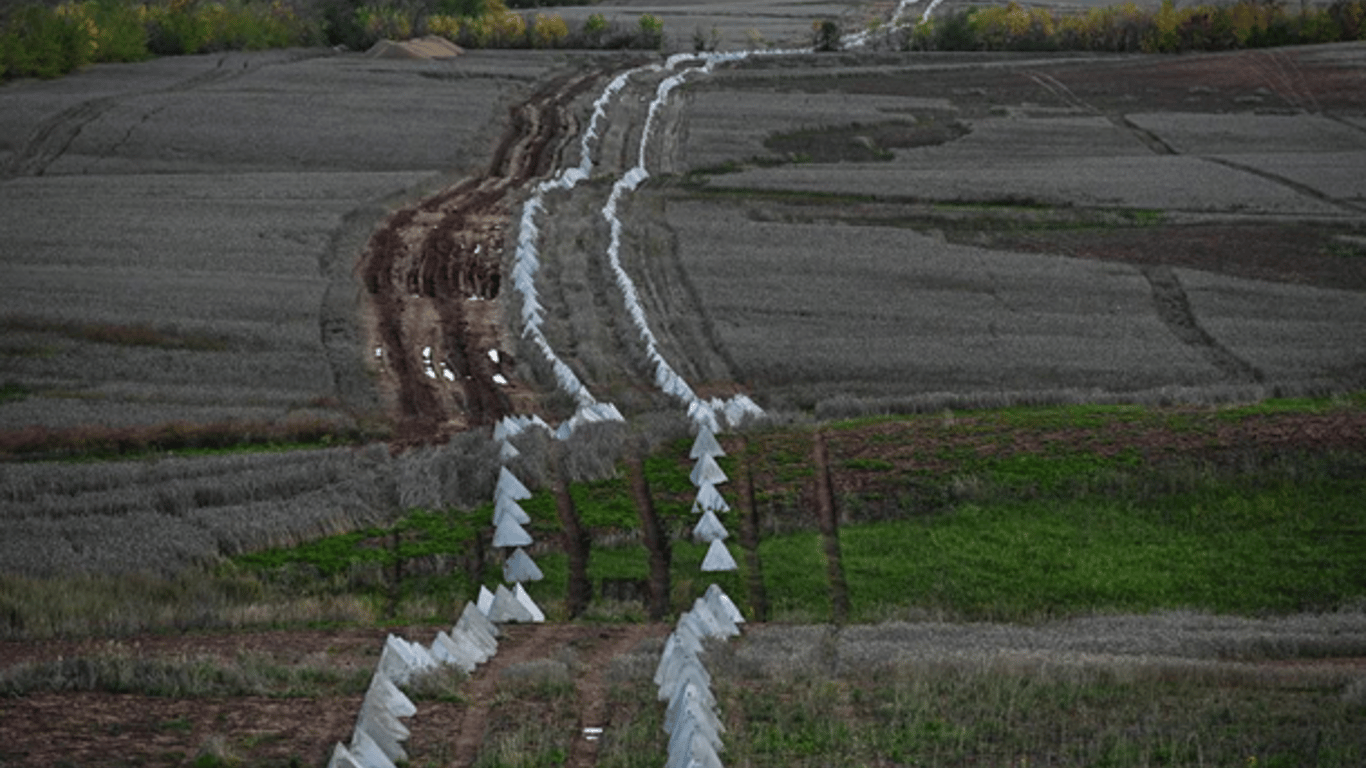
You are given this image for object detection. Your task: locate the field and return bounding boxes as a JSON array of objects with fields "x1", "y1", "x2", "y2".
[{"x1": 3, "y1": 2, "x2": 1366, "y2": 767}]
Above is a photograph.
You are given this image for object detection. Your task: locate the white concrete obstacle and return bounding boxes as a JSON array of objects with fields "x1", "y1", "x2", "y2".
[
  {"x1": 690, "y1": 454, "x2": 728, "y2": 488},
  {"x1": 495, "y1": 465, "x2": 531, "y2": 501},
  {"x1": 701, "y1": 539, "x2": 738, "y2": 572},
  {"x1": 494, "y1": 494, "x2": 531, "y2": 526},
  {"x1": 515, "y1": 582, "x2": 546, "y2": 623},
  {"x1": 459, "y1": 600, "x2": 501, "y2": 640},
  {"x1": 692, "y1": 483, "x2": 730, "y2": 515},
  {"x1": 477, "y1": 584, "x2": 495, "y2": 615},
  {"x1": 693, "y1": 509, "x2": 729, "y2": 543},
  {"x1": 376, "y1": 634, "x2": 436, "y2": 686},
  {"x1": 655, "y1": 586, "x2": 745, "y2": 768},
  {"x1": 348, "y1": 729, "x2": 399, "y2": 768},
  {"x1": 492, "y1": 514, "x2": 533, "y2": 548},
  {"x1": 503, "y1": 546, "x2": 544, "y2": 583},
  {"x1": 690, "y1": 426, "x2": 725, "y2": 460}
]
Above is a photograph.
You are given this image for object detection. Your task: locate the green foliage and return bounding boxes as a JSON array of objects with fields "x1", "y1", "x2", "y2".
[
  {"x1": 1, "y1": 3, "x2": 95, "y2": 79},
  {"x1": 636, "y1": 13, "x2": 662, "y2": 49},
  {"x1": 834, "y1": 471, "x2": 1366, "y2": 622},
  {"x1": 908, "y1": 0, "x2": 1366, "y2": 53}
]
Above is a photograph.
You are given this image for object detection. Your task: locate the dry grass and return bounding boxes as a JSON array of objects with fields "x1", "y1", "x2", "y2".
[{"x1": 704, "y1": 621, "x2": 1366, "y2": 767}]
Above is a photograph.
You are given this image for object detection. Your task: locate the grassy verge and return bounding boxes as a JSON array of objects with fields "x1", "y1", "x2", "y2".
[
  {"x1": 4, "y1": 393, "x2": 1363, "y2": 639},
  {"x1": 706, "y1": 656, "x2": 1366, "y2": 767}
]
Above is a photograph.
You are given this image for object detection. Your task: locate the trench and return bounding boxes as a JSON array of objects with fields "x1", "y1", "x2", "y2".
[{"x1": 1143, "y1": 264, "x2": 1264, "y2": 385}]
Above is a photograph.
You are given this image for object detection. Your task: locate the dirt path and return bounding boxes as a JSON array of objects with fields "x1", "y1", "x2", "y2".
[
  {"x1": 359, "y1": 64, "x2": 622, "y2": 449},
  {"x1": 446, "y1": 622, "x2": 668, "y2": 768}
]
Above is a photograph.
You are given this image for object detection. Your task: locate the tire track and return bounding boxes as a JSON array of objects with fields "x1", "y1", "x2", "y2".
[
  {"x1": 446, "y1": 623, "x2": 668, "y2": 768},
  {"x1": 1143, "y1": 264, "x2": 1263, "y2": 385},
  {"x1": 2, "y1": 51, "x2": 313, "y2": 180},
  {"x1": 359, "y1": 67, "x2": 611, "y2": 447}
]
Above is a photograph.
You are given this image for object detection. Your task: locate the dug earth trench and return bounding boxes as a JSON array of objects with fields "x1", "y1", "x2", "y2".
[{"x1": 359, "y1": 61, "x2": 641, "y2": 449}]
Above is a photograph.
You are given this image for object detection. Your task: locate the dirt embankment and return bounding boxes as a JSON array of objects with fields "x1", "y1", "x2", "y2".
[{"x1": 359, "y1": 64, "x2": 626, "y2": 449}]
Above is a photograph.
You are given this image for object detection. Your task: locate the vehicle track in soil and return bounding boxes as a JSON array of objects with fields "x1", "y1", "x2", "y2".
[
  {"x1": 447, "y1": 622, "x2": 669, "y2": 768},
  {"x1": 359, "y1": 64, "x2": 624, "y2": 449}
]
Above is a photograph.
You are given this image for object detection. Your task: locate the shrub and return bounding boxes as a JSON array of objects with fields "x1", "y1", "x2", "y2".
[
  {"x1": 636, "y1": 13, "x2": 662, "y2": 49},
  {"x1": 531, "y1": 12, "x2": 566, "y2": 47},
  {"x1": 1, "y1": 3, "x2": 95, "y2": 78},
  {"x1": 425, "y1": 11, "x2": 460, "y2": 39}
]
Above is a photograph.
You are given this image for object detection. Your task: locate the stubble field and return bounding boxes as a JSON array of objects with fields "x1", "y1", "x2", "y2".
[{"x1": 2, "y1": 7, "x2": 1366, "y2": 768}]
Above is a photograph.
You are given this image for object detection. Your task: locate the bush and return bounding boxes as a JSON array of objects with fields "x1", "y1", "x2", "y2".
[
  {"x1": 812, "y1": 18, "x2": 841, "y2": 51},
  {"x1": 531, "y1": 11, "x2": 566, "y2": 47},
  {"x1": 1, "y1": 3, "x2": 95, "y2": 78},
  {"x1": 636, "y1": 13, "x2": 662, "y2": 49}
]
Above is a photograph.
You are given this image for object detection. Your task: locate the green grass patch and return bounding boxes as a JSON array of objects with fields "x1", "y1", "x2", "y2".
[{"x1": 837, "y1": 473, "x2": 1366, "y2": 622}]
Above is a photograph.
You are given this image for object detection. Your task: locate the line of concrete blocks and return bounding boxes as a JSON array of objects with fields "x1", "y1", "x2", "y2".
[
  {"x1": 655, "y1": 584, "x2": 746, "y2": 768},
  {"x1": 326, "y1": 601, "x2": 503, "y2": 768}
]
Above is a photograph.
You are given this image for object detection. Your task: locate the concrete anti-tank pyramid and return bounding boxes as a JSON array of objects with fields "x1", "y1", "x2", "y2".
[
  {"x1": 327, "y1": 742, "x2": 365, "y2": 768},
  {"x1": 514, "y1": 582, "x2": 546, "y2": 622},
  {"x1": 493, "y1": 494, "x2": 531, "y2": 526},
  {"x1": 689, "y1": 454, "x2": 727, "y2": 488},
  {"x1": 459, "y1": 600, "x2": 501, "y2": 639},
  {"x1": 689, "y1": 425, "x2": 725, "y2": 460},
  {"x1": 700, "y1": 539, "x2": 738, "y2": 572},
  {"x1": 354, "y1": 704, "x2": 409, "y2": 764},
  {"x1": 477, "y1": 585, "x2": 495, "y2": 616},
  {"x1": 487, "y1": 583, "x2": 534, "y2": 623},
  {"x1": 704, "y1": 584, "x2": 745, "y2": 626},
  {"x1": 503, "y1": 546, "x2": 544, "y2": 583},
  {"x1": 364, "y1": 674, "x2": 416, "y2": 719},
  {"x1": 492, "y1": 515, "x2": 533, "y2": 548},
  {"x1": 691, "y1": 483, "x2": 729, "y2": 515},
  {"x1": 349, "y1": 727, "x2": 399, "y2": 768},
  {"x1": 495, "y1": 466, "x2": 532, "y2": 500},
  {"x1": 432, "y1": 631, "x2": 479, "y2": 672},
  {"x1": 691, "y1": 509, "x2": 728, "y2": 543}
]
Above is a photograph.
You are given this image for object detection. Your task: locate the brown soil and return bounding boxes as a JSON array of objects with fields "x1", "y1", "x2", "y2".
[
  {"x1": 359, "y1": 64, "x2": 630, "y2": 450},
  {"x1": 0, "y1": 623, "x2": 667, "y2": 768}
]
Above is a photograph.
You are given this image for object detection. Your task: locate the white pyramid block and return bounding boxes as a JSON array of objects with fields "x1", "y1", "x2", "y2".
[
  {"x1": 327, "y1": 743, "x2": 364, "y2": 768},
  {"x1": 493, "y1": 515, "x2": 534, "y2": 548},
  {"x1": 494, "y1": 495, "x2": 532, "y2": 526},
  {"x1": 657, "y1": 652, "x2": 713, "y2": 702},
  {"x1": 690, "y1": 455, "x2": 727, "y2": 487},
  {"x1": 666, "y1": 716, "x2": 724, "y2": 765},
  {"x1": 704, "y1": 584, "x2": 745, "y2": 625},
  {"x1": 377, "y1": 636, "x2": 415, "y2": 685},
  {"x1": 692, "y1": 510, "x2": 728, "y2": 543},
  {"x1": 503, "y1": 547, "x2": 544, "y2": 583},
  {"x1": 499, "y1": 441, "x2": 521, "y2": 461},
  {"x1": 701, "y1": 539, "x2": 738, "y2": 572},
  {"x1": 450, "y1": 624, "x2": 494, "y2": 663},
  {"x1": 477, "y1": 585, "x2": 495, "y2": 616},
  {"x1": 488, "y1": 584, "x2": 535, "y2": 623},
  {"x1": 365, "y1": 674, "x2": 416, "y2": 719},
  {"x1": 665, "y1": 729, "x2": 724, "y2": 768},
  {"x1": 689, "y1": 426, "x2": 725, "y2": 460},
  {"x1": 350, "y1": 727, "x2": 399, "y2": 768},
  {"x1": 691, "y1": 483, "x2": 730, "y2": 515},
  {"x1": 432, "y1": 631, "x2": 479, "y2": 672},
  {"x1": 355, "y1": 705, "x2": 409, "y2": 764},
  {"x1": 458, "y1": 601, "x2": 501, "y2": 640},
  {"x1": 665, "y1": 681, "x2": 724, "y2": 737},
  {"x1": 492, "y1": 417, "x2": 523, "y2": 443},
  {"x1": 495, "y1": 466, "x2": 532, "y2": 501},
  {"x1": 406, "y1": 639, "x2": 439, "y2": 674},
  {"x1": 691, "y1": 598, "x2": 737, "y2": 638},
  {"x1": 515, "y1": 583, "x2": 546, "y2": 623}
]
